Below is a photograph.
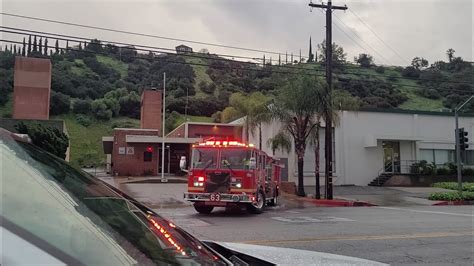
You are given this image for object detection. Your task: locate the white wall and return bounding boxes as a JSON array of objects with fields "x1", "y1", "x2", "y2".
[
  {"x1": 247, "y1": 110, "x2": 474, "y2": 186},
  {"x1": 337, "y1": 111, "x2": 474, "y2": 185}
]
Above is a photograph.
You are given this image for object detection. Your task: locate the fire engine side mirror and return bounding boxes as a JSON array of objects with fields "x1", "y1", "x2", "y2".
[
  {"x1": 249, "y1": 157, "x2": 257, "y2": 170},
  {"x1": 179, "y1": 156, "x2": 188, "y2": 173}
]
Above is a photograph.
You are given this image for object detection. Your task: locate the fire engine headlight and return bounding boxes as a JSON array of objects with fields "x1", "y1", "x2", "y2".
[{"x1": 236, "y1": 183, "x2": 242, "y2": 188}]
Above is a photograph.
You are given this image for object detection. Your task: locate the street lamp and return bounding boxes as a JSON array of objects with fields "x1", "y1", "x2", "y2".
[{"x1": 454, "y1": 95, "x2": 474, "y2": 193}]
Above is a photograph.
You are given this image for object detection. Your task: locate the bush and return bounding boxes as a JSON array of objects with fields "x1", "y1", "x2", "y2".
[
  {"x1": 410, "y1": 160, "x2": 435, "y2": 175},
  {"x1": 72, "y1": 98, "x2": 92, "y2": 114},
  {"x1": 91, "y1": 99, "x2": 112, "y2": 121},
  {"x1": 462, "y1": 168, "x2": 474, "y2": 176},
  {"x1": 387, "y1": 73, "x2": 398, "y2": 82},
  {"x1": 432, "y1": 182, "x2": 474, "y2": 192},
  {"x1": 428, "y1": 191, "x2": 474, "y2": 201},
  {"x1": 50, "y1": 91, "x2": 71, "y2": 115},
  {"x1": 75, "y1": 114, "x2": 91, "y2": 127},
  {"x1": 15, "y1": 122, "x2": 69, "y2": 159},
  {"x1": 435, "y1": 167, "x2": 451, "y2": 175},
  {"x1": 375, "y1": 66, "x2": 385, "y2": 74},
  {"x1": 118, "y1": 91, "x2": 140, "y2": 118}
]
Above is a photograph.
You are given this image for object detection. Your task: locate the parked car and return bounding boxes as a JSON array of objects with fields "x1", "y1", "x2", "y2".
[{"x1": 0, "y1": 128, "x2": 385, "y2": 265}]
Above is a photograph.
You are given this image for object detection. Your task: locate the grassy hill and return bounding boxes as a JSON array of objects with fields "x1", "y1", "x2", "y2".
[{"x1": 0, "y1": 44, "x2": 471, "y2": 167}]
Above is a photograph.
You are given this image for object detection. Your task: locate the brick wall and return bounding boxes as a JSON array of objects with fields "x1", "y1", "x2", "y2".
[
  {"x1": 188, "y1": 124, "x2": 242, "y2": 140},
  {"x1": 140, "y1": 90, "x2": 162, "y2": 131},
  {"x1": 13, "y1": 57, "x2": 51, "y2": 120},
  {"x1": 111, "y1": 129, "x2": 160, "y2": 176}
]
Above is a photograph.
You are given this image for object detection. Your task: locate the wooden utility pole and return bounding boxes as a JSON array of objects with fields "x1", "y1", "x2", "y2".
[{"x1": 309, "y1": 0, "x2": 347, "y2": 200}]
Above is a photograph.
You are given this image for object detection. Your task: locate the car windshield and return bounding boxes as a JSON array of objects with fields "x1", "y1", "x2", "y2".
[
  {"x1": 0, "y1": 131, "x2": 226, "y2": 265},
  {"x1": 191, "y1": 148, "x2": 218, "y2": 169},
  {"x1": 220, "y1": 148, "x2": 252, "y2": 170}
]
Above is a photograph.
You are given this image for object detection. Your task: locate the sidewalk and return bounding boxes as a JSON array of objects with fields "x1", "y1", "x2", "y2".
[{"x1": 303, "y1": 185, "x2": 453, "y2": 206}]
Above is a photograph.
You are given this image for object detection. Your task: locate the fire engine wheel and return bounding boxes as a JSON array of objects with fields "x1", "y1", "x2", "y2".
[
  {"x1": 268, "y1": 194, "x2": 278, "y2": 207},
  {"x1": 193, "y1": 204, "x2": 214, "y2": 214},
  {"x1": 247, "y1": 191, "x2": 265, "y2": 214}
]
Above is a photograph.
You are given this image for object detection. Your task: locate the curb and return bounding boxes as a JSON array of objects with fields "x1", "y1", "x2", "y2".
[
  {"x1": 432, "y1": 200, "x2": 474, "y2": 206},
  {"x1": 282, "y1": 193, "x2": 376, "y2": 207}
]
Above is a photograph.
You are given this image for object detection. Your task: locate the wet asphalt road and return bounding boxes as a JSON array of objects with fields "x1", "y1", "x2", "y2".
[{"x1": 104, "y1": 180, "x2": 473, "y2": 265}]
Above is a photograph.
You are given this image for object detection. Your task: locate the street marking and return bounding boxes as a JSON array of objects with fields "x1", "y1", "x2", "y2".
[
  {"x1": 242, "y1": 231, "x2": 474, "y2": 245},
  {"x1": 377, "y1": 207, "x2": 474, "y2": 217},
  {"x1": 284, "y1": 210, "x2": 301, "y2": 214},
  {"x1": 271, "y1": 216, "x2": 355, "y2": 223}
]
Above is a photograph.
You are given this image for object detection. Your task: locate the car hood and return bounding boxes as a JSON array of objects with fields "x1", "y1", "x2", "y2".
[{"x1": 212, "y1": 241, "x2": 387, "y2": 266}]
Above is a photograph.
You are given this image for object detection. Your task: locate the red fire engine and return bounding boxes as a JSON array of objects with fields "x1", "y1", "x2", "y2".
[{"x1": 181, "y1": 140, "x2": 282, "y2": 214}]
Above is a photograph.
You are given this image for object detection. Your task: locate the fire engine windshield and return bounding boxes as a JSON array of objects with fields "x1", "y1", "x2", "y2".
[
  {"x1": 220, "y1": 148, "x2": 252, "y2": 170},
  {"x1": 191, "y1": 148, "x2": 218, "y2": 169}
]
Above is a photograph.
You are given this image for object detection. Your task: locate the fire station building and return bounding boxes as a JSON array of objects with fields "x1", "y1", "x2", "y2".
[{"x1": 102, "y1": 89, "x2": 242, "y2": 176}]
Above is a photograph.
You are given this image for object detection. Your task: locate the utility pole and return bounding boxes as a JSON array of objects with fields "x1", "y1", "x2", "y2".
[
  {"x1": 161, "y1": 72, "x2": 168, "y2": 183},
  {"x1": 309, "y1": 0, "x2": 347, "y2": 200},
  {"x1": 454, "y1": 95, "x2": 474, "y2": 193}
]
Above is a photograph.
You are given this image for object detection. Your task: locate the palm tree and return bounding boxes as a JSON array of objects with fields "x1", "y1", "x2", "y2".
[
  {"x1": 268, "y1": 75, "x2": 325, "y2": 196},
  {"x1": 230, "y1": 92, "x2": 271, "y2": 150},
  {"x1": 309, "y1": 116, "x2": 322, "y2": 199}
]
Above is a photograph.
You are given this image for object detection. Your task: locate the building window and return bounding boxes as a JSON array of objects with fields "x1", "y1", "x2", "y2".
[
  {"x1": 144, "y1": 151, "x2": 152, "y2": 162},
  {"x1": 420, "y1": 149, "x2": 455, "y2": 165}
]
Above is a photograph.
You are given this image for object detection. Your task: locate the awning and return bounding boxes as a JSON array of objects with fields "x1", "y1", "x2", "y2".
[
  {"x1": 364, "y1": 135, "x2": 423, "y2": 147},
  {"x1": 125, "y1": 135, "x2": 202, "y2": 144}
]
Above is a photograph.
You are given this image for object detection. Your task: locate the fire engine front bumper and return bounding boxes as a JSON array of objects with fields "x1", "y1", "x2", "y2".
[{"x1": 184, "y1": 192, "x2": 253, "y2": 203}]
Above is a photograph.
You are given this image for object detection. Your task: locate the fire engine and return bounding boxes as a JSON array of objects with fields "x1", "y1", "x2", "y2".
[{"x1": 180, "y1": 140, "x2": 282, "y2": 214}]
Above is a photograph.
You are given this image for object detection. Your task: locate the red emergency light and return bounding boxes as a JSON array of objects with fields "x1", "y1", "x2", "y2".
[
  {"x1": 197, "y1": 140, "x2": 255, "y2": 148},
  {"x1": 146, "y1": 146, "x2": 153, "y2": 152}
]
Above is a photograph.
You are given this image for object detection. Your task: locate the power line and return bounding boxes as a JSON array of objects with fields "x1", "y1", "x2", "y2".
[
  {"x1": 333, "y1": 13, "x2": 393, "y2": 65},
  {"x1": 0, "y1": 12, "x2": 295, "y2": 57},
  {"x1": 348, "y1": 8, "x2": 409, "y2": 65},
  {"x1": 2, "y1": 28, "x2": 472, "y2": 87},
  {"x1": 2, "y1": 38, "x2": 472, "y2": 94}
]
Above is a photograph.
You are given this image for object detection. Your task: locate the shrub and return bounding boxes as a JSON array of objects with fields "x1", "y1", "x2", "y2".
[
  {"x1": 432, "y1": 182, "x2": 474, "y2": 192},
  {"x1": 410, "y1": 160, "x2": 435, "y2": 175},
  {"x1": 72, "y1": 98, "x2": 92, "y2": 114},
  {"x1": 15, "y1": 122, "x2": 69, "y2": 159},
  {"x1": 428, "y1": 191, "x2": 474, "y2": 201},
  {"x1": 118, "y1": 91, "x2": 140, "y2": 118},
  {"x1": 462, "y1": 168, "x2": 474, "y2": 176},
  {"x1": 50, "y1": 91, "x2": 71, "y2": 115},
  {"x1": 435, "y1": 167, "x2": 450, "y2": 175},
  {"x1": 91, "y1": 99, "x2": 112, "y2": 121},
  {"x1": 75, "y1": 114, "x2": 91, "y2": 127},
  {"x1": 375, "y1": 66, "x2": 385, "y2": 74},
  {"x1": 387, "y1": 73, "x2": 398, "y2": 82}
]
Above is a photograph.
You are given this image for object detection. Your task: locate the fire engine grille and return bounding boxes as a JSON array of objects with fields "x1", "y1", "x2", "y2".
[{"x1": 205, "y1": 172, "x2": 231, "y2": 193}]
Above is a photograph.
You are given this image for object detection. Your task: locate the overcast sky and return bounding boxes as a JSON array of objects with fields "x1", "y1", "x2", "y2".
[{"x1": 1, "y1": 0, "x2": 472, "y2": 66}]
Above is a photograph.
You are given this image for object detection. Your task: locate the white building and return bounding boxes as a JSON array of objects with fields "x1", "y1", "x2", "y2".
[{"x1": 244, "y1": 109, "x2": 474, "y2": 186}]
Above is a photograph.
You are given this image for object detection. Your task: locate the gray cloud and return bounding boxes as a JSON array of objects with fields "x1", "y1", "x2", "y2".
[{"x1": 2, "y1": 0, "x2": 472, "y2": 66}]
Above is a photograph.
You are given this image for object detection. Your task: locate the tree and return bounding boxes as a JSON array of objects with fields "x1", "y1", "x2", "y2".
[
  {"x1": 43, "y1": 38, "x2": 48, "y2": 55},
  {"x1": 33, "y1": 35, "x2": 37, "y2": 52},
  {"x1": 38, "y1": 37, "x2": 43, "y2": 55},
  {"x1": 268, "y1": 75, "x2": 325, "y2": 196},
  {"x1": 307, "y1": 36, "x2": 314, "y2": 63},
  {"x1": 15, "y1": 122, "x2": 69, "y2": 159},
  {"x1": 229, "y1": 92, "x2": 271, "y2": 150},
  {"x1": 55, "y1": 39, "x2": 60, "y2": 54},
  {"x1": 27, "y1": 35, "x2": 32, "y2": 55},
  {"x1": 72, "y1": 98, "x2": 92, "y2": 114},
  {"x1": 354, "y1": 53, "x2": 374, "y2": 68},
  {"x1": 50, "y1": 91, "x2": 71, "y2": 115},
  {"x1": 22, "y1": 37, "x2": 26, "y2": 56},
  {"x1": 446, "y1": 48, "x2": 455, "y2": 63},
  {"x1": 91, "y1": 99, "x2": 112, "y2": 120},
  {"x1": 317, "y1": 40, "x2": 346, "y2": 67},
  {"x1": 411, "y1": 57, "x2": 429, "y2": 70}
]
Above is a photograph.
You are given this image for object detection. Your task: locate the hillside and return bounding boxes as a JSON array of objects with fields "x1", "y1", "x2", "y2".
[{"x1": 0, "y1": 39, "x2": 472, "y2": 166}]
